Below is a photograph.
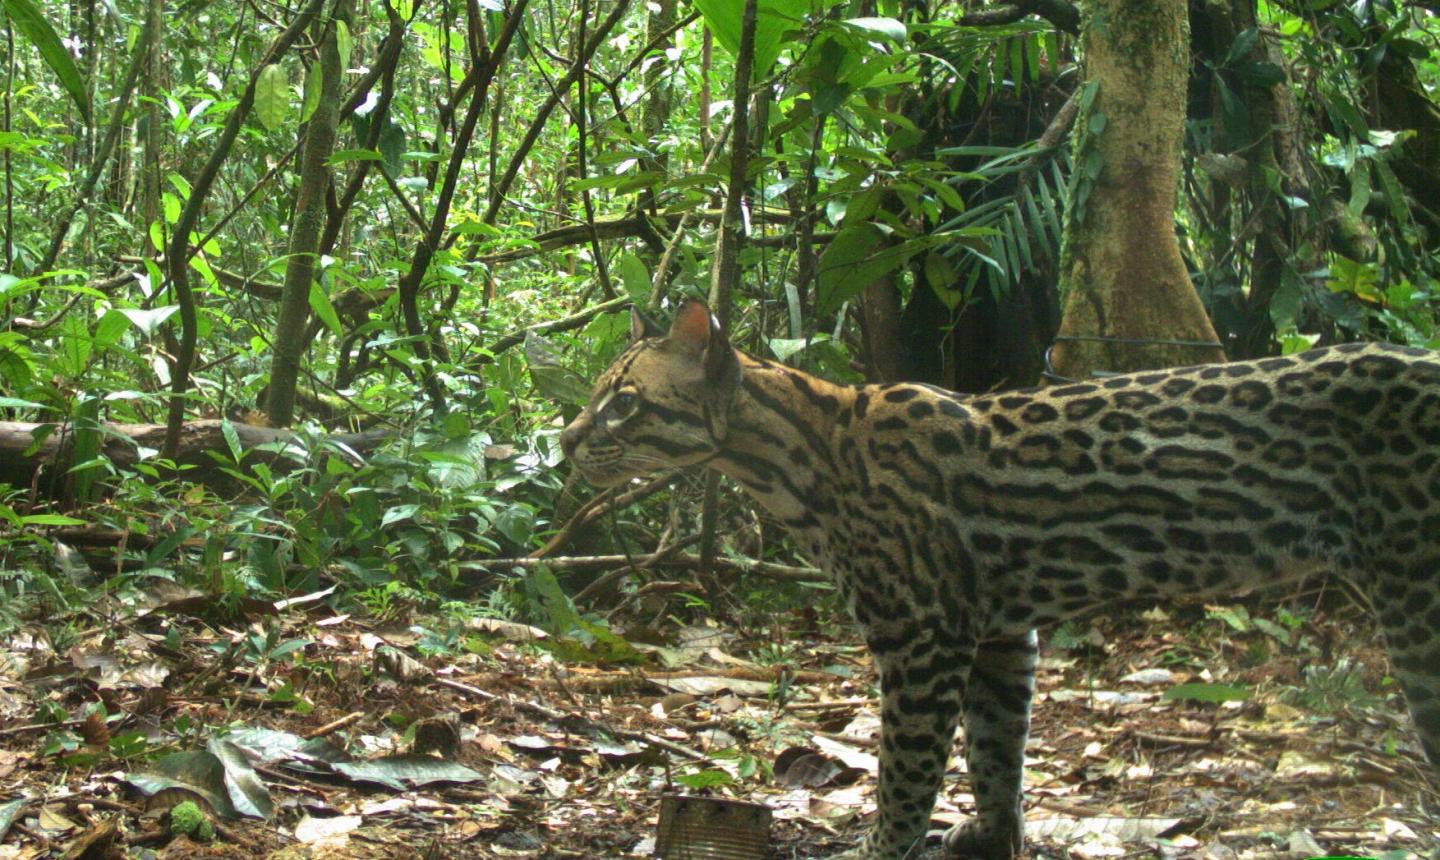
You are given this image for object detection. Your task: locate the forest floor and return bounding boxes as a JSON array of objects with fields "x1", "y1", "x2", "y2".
[{"x1": 1, "y1": 582, "x2": 1437, "y2": 860}]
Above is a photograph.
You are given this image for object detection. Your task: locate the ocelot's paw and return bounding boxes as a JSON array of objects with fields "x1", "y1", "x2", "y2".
[{"x1": 942, "y1": 818, "x2": 1021, "y2": 859}]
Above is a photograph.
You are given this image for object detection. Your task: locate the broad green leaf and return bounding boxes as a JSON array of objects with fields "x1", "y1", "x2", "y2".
[
  {"x1": 691, "y1": 0, "x2": 809, "y2": 79},
  {"x1": 378, "y1": 118, "x2": 405, "y2": 175},
  {"x1": 839, "y1": 16, "x2": 904, "y2": 41},
  {"x1": 308, "y1": 280, "x2": 343, "y2": 336},
  {"x1": 300, "y1": 62, "x2": 323, "y2": 123},
  {"x1": 1, "y1": 0, "x2": 90, "y2": 122},
  {"x1": 1223, "y1": 27, "x2": 1259, "y2": 67},
  {"x1": 162, "y1": 192, "x2": 181, "y2": 225},
  {"x1": 617, "y1": 252, "x2": 650, "y2": 303},
  {"x1": 332, "y1": 755, "x2": 483, "y2": 790},
  {"x1": 0, "y1": 332, "x2": 34, "y2": 388},
  {"x1": 0, "y1": 396, "x2": 44, "y2": 410},
  {"x1": 92, "y1": 309, "x2": 131, "y2": 350},
  {"x1": 56, "y1": 313, "x2": 91, "y2": 377},
  {"x1": 221, "y1": 419, "x2": 243, "y2": 462},
  {"x1": 1162, "y1": 683, "x2": 1250, "y2": 704},
  {"x1": 381, "y1": 503, "x2": 420, "y2": 527},
  {"x1": 327, "y1": 148, "x2": 382, "y2": 164},
  {"x1": 768, "y1": 334, "x2": 829, "y2": 362},
  {"x1": 69, "y1": 396, "x2": 102, "y2": 504},
  {"x1": 524, "y1": 331, "x2": 591, "y2": 405},
  {"x1": 254, "y1": 64, "x2": 290, "y2": 131},
  {"x1": 18, "y1": 513, "x2": 86, "y2": 526},
  {"x1": 335, "y1": 19, "x2": 352, "y2": 66},
  {"x1": 816, "y1": 223, "x2": 906, "y2": 316},
  {"x1": 167, "y1": 172, "x2": 192, "y2": 199},
  {"x1": 675, "y1": 769, "x2": 734, "y2": 789}
]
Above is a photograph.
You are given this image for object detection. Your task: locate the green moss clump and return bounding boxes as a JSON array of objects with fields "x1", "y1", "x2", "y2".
[{"x1": 169, "y1": 801, "x2": 216, "y2": 842}]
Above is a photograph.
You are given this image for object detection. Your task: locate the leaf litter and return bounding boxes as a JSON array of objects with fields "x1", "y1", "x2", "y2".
[{"x1": 0, "y1": 594, "x2": 1436, "y2": 859}]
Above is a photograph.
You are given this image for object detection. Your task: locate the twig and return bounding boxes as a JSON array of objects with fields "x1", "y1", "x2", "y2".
[
  {"x1": 305, "y1": 710, "x2": 365, "y2": 738},
  {"x1": 460, "y1": 551, "x2": 826, "y2": 583},
  {"x1": 530, "y1": 470, "x2": 675, "y2": 558},
  {"x1": 782, "y1": 698, "x2": 872, "y2": 712},
  {"x1": 483, "y1": 295, "x2": 629, "y2": 359},
  {"x1": 432, "y1": 676, "x2": 708, "y2": 761}
]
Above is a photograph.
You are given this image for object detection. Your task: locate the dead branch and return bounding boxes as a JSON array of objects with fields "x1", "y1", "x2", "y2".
[
  {"x1": 460, "y1": 551, "x2": 826, "y2": 583},
  {"x1": 432, "y1": 675, "x2": 708, "y2": 761}
]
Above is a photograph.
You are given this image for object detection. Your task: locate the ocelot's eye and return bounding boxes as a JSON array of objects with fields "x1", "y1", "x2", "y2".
[{"x1": 608, "y1": 391, "x2": 639, "y2": 418}]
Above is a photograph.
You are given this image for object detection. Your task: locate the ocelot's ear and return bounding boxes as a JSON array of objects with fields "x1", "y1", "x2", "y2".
[
  {"x1": 668, "y1": 299, "x2": 741, "y2": 389},
  {"x1": 629, "y1": 305, "x2": 665, "y2": 342}
]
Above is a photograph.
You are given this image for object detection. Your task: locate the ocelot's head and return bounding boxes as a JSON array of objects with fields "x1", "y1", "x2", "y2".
[{"x1": 560, "y1": 300, "x2": 742, "y2": 487}]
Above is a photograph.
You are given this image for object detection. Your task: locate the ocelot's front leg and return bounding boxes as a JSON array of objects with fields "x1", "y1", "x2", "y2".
[
  {"x1": 943, "y1": 632, "x2": 1038, "y2": 859},
  {"x1": 840, "y1": 628, "x2": 972, "y2": 860}
]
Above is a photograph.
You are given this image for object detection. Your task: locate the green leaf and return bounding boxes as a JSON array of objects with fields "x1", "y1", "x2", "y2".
[
  {"x1": 524, "y1": 331, "x2": 591, "y2": 405},
  {"x1": 0, "y1": 396, "x2": 44, "y2": 410},
  {"x1": 92, "y1": 309, "x2": 131, "y2": 350},
  {"x1": 1223, "y1": 27, "x2": 1259, "y2": 67},
  {"x1": 1236, "y1": 61, "x2": 1284, "y2": 88},
  {"x1": 70, "y1": 395, "x2": 102, "y2": 504},
  {"x1": 378, "y1": 118, "x2": 405, "y2": 175},
  {"x1": 221, "y1": 419, "x2": 243, "y2": 462},
  {"x1": 839, "y1": 16, "x2": 905, "y2": 42},
  {"x1": 381, "y1": 504, "x2": 420, "y2": 527},
  {"x1": 674, "y1": 769, "x2": 734, "y2": 789},
  {"x1": 327, "y1": 148, "x2": 382, "y2": 165},
  {"x1": 18, "y1": 513, "x2": 87, "y2": 526},
  {"x1": 300, "y1": 62, "x2": 323, "y2": 123},
  {"x1": 335, "y1": 19, "x2": 352, "y2": 66},
  {"x1": 691, "y1": 0, "x2": 808, "y2": 79},
  {"x1": 617, "y1": 253, "x2": 650, "y2": 303},
  {"x1": 815, "y1": 223, "x2": 907, "y2": 316},
  {"x1": 254, "y1": 64, "x2": 290, "y2": 131},
  {"x1": 55, "y1": 313, "x2": 91, "y2": 377},
  {"x1": 308, "y1": 280, "x2": 343, "y2": 336},
  {"x1": 333, "y1": 755, "x2": 483, "y2": 790},
  {"x1": 1, "y1": 0, "x2": 90, "y2": 122},
  {"x1": 162, "y1": 192, "x2": 181, "y2": 225},
  {"x1": 1162, "y1": 683, "x2": 1251, "y2": 704}
]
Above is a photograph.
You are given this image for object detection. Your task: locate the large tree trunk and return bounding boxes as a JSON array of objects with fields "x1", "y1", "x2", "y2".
[{"x1": 1049, "y1": 0, "x2": 1225, "y2": 379}]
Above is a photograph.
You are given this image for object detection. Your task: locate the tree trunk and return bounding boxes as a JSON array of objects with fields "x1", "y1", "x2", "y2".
[
  {"x1": 136, "y1": 0, "x2": 165, "y2": 253},
  {"x1": 1049, "y1": 0, "x2": 1225, "y2": 379},
  {"x1": 266, "y1": 5, "x2": 344, "y2": 427}
]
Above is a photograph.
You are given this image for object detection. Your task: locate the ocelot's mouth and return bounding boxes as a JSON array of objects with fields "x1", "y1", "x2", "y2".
[{"x1": 572, "y1": 462, "x2": 631, "y2": 488}]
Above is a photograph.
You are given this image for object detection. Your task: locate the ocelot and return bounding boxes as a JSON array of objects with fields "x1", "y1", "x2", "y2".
[{"x1": 559, "y1": 300, "x2": 1440, "y2": 859}]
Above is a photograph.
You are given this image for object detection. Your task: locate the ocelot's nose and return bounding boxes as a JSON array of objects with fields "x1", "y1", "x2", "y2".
[{"x1": 559, "y1": 419, "x2": 585, "y2": 458}]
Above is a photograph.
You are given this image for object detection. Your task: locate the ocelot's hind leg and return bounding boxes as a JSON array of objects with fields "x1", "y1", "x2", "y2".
[
  {"x1": 943, "y1": 631, "x2": 1038, "y2": 859},
  {"x1": 1368, "y1": 573, "x2": 1440, "y2": 770}
]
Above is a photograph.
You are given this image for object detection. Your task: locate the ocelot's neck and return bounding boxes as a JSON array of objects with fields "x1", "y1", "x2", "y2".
[{"x1": 710, "y1": 355, "x2": 856, "y2": 524}]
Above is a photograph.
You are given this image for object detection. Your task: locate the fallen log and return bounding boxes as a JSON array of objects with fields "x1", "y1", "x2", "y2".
[{"x1": 0, "y1": 419, "x2": 391, "y2": 499}]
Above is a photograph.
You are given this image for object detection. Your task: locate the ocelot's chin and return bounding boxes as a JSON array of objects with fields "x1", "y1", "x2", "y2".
[{"x1": 574, "y1": 464, "x2": 639, "y2": 488}]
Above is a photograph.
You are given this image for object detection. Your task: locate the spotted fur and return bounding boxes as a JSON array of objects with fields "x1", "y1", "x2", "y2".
[{"x1": 560, "y1": 300, "x2": 1440, "y2": 859}]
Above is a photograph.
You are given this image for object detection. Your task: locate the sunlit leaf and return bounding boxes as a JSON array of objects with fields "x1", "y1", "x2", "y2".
[{"x1": 254, "y1": 64, "x2": 290, "y2": 131}]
